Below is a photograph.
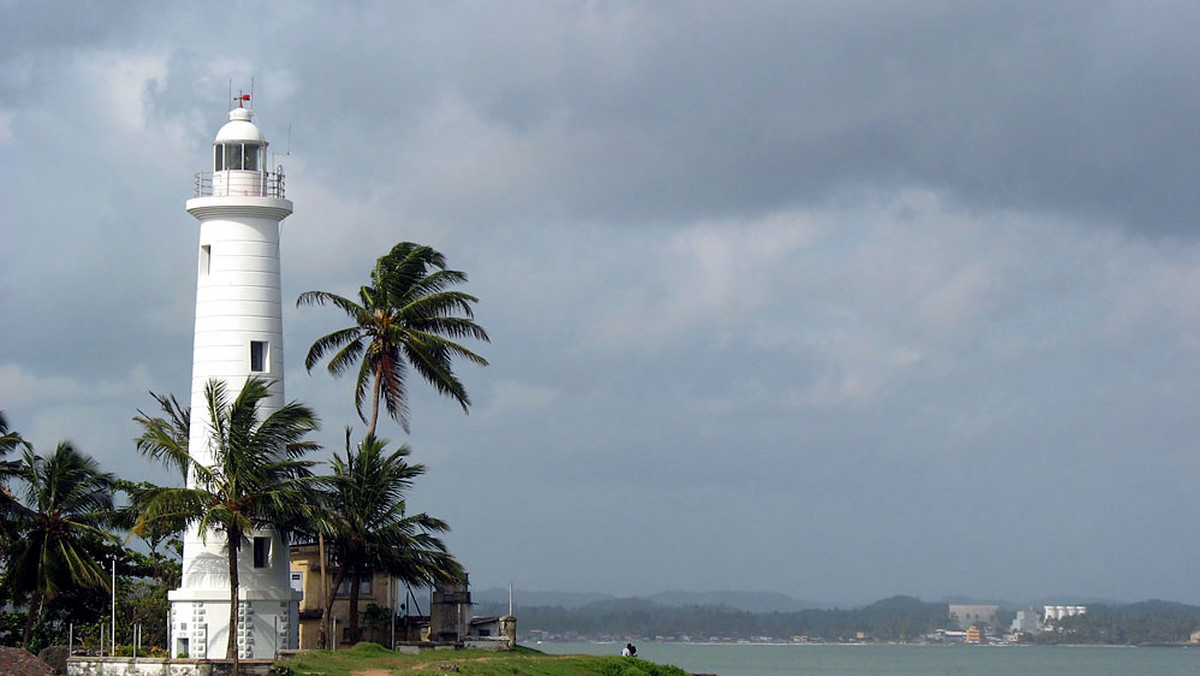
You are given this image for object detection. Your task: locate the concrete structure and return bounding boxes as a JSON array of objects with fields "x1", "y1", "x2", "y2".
[
  {"x1": 948, "y1": 605, "x2": 1000, "y2": 630},
  {"x1": 168, "y1": 100, "x2": 298, "y2": 660},
  {"x1": 429, "y1": 579, "x2": 473, "y2": 642}
]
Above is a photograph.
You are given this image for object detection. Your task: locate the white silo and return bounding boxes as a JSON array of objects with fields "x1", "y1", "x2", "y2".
[{"x1": 168, "y1": 98, "x2": 299, "y2": 660}]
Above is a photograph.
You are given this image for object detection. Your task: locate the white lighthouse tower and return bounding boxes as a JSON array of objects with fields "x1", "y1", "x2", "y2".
[{"x1": 170, "y1": 97, "x2": 299, "y2": 659}]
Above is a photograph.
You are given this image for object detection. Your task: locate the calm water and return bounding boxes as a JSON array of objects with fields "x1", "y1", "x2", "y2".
[{"x1": 537, "y1": 641, "x2": 1200, "y2": 676}]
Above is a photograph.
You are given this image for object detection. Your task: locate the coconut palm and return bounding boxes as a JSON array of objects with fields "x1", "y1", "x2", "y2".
[
  {"x1": 5, "y1": 440, "x2": 119, "y2": 648},
  {"x1": 297, "y1": 242, "x2": 489, "y2": 437},
  {"x1": 0, "y1": 410, "x2": 29, "y2": 530},
  {"x1": 0, "y1": 410, "x2": 28, "y2": 457},
  {"x1": 133, "y1": 392, "x2": 191, "y2": 480},
  {"x1": 313, "y1": 430, "x2": 462, "y2": 646},
  {"x1": 132, "y1": 376, "x2": 320, "y2": 668}
]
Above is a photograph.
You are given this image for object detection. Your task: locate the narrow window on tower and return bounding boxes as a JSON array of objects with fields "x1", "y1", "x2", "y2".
[
  {"x1": 199, "y1": 245, "x2": 211, "y2": 275},
  {"x1": 253, "y1": 537, "x2": 270, "y2": 568},
  {"x1": 250, "y1": 341, "x2": 268, "y2": 372}
]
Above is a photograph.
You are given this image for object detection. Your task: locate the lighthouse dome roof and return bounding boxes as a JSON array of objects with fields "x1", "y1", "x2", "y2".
[{"x1": 214, "y1": 108, "x2": 266, "y2": 144}]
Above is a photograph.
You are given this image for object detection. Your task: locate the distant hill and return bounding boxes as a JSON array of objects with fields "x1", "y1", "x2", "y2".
[
  {"x1": 474, "y1": 589, "x2": 615, "y2": 610},
  {"x1": 939, "y1": 595, "x2": 1126, "y2": 611},
  {"x1": 644, "y1": 590, "x2": 826, "y2": 612},
  {"x1": 473, "y1": 588, "x2": 825, "y2": 613}
]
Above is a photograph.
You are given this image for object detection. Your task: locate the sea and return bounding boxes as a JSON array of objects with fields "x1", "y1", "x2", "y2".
[{"x1": 536, "y1": 641, "x2": 1199, "y2": 676}]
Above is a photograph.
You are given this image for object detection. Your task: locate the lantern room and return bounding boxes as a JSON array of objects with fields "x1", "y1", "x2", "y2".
[
  {"x1": 197, "y1": 104, "x2": 286, "y2": 199},
  {"x1": 213, "y1": 107, "x2": 266, "y2": 171}
]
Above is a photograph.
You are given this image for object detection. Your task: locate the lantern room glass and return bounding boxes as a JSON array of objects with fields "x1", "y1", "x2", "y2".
[{"x1": 214, "y1": 142, "x2": 262, "y2": 171}]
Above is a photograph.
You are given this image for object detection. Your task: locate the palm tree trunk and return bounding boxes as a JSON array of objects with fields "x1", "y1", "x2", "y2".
[
  {"x1": 227, "y1": 531, "x2": 241, "y2": 675},
  {"x1": 348, "y1": 564, "x2": 362, "y2": 644},
  {"x1": 21, "y1": 588, "x2": 43, "y2": 649},
  {"x1": 317, "y1": 534, "x2": 328, "y2": 649},
  {"x1": 323, "y1": 564, "x2": 349, "y2": 649},
  {"x1": 367, "y1": 370, "x2": 383, "y2": 438}
]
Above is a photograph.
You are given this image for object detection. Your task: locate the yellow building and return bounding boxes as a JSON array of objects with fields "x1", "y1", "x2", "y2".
[{"x1": 289, "y1": 542, "x2": 407, "y2": 648}]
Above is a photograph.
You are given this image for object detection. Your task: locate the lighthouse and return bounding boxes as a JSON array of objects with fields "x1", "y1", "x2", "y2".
[{"x1": 170, "y1": 98, "x2": 299, "y2": 659}]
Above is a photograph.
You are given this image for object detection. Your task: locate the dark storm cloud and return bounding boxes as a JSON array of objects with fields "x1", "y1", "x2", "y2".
[{"x1": 210, "y1": 1, "x2": 1200, "y2": 234}]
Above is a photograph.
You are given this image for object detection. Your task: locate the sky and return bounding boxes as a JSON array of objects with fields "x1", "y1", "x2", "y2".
[{"x1": 2, "y1": 1, "x2": 1199, "y2": 608}]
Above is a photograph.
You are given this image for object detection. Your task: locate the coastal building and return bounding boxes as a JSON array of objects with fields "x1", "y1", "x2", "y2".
[
  {"x1": 948, "y1": 605, "x2": 1000, "y2": 631},
  {"x1": 288, "y1": 548, "x2": 517, "y2": 649},
  {"x1": 1011, "y1": 609, "x2": 1043, "y2": 633},
  {"x1": 169, "y1": 98, "x2": 298, "y2": 659},
  {"x1": 1043, "y1": 605, "x2": 1086, "y2": 624}
]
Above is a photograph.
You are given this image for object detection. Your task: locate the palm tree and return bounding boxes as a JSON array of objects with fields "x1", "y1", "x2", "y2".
[
  {"x1": 313, "y1": 430, "x2": 462, "y2": 646},
  {"x1": 133, "y1": 377, "x2": 320, "y2": 668},
  {"x1": 297, "y1": 242, "x2": 490, "y2": 437},
  {"x1": 133, "y1": 391, "x2": 191, "y2": 480},
  {"x1": 0, "y1": 410, "x2": 29, "y2": 538},
  {"x1": 0, "y1": 410, "x2": 28, "y2": 458},
  {"x1": 5, "y1": 441, "x2": 119, "y2": 648}
]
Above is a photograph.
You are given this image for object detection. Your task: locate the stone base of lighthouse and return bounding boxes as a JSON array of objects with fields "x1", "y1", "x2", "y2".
[
  {"x1": 169, "y1": 593, "x2": 300, "y2": 660},
  {"x1": 168, "y1": 527, "x2": 300, "y2": 659}
]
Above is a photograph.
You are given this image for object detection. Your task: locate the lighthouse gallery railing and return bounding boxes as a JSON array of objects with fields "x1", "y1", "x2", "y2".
[{"x1": 194, "y1": 168, "x2": 286, "y2": 199}]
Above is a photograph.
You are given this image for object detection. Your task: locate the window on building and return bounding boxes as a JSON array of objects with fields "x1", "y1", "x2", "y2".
[
  {"x1": 250, "y1": 341, "x2": 268, "y2": 372},
  {"x1": 253, "y1": 537, "x2": 270, "y2": 568},
  {"x1": 336, "y1": 574, "x2": 372, "y2": 596},
  {"x1": 199, "y1": 245, "x2": 211, "y2": 275}
]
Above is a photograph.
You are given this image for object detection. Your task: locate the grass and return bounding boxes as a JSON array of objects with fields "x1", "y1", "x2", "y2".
[{"x1": 279, "y1": 643, "x2": 694, "y2": 676}]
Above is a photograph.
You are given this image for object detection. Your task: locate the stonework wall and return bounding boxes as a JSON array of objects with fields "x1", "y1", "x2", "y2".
[{"x1": 67, "y1": 658, "x2": 275, "y2": 676}]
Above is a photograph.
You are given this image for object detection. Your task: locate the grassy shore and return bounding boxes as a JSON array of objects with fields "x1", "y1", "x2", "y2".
[{"x1": 279, "y1": 643, "x2": 695, "y2": 676}]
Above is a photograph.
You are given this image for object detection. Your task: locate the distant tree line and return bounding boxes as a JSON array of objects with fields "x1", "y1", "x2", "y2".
[
  {"x1": 478, "y1": 595, "x2": 950, "y2": 641},
  {"x1": 480, "y1": 595, "x2": 1200, "y2": 645}
]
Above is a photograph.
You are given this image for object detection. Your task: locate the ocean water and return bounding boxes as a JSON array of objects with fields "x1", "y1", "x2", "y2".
[{"x1": 537, "y1": 641, "x2": 1200, "y2": 676}]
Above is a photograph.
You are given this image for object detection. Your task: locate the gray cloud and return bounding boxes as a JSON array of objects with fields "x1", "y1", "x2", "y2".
[{"x1": 2, "y1": 1, "x2": 1199, "y2": 605}]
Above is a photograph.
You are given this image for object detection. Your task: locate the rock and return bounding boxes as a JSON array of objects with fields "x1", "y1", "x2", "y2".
[
  {"x1": 38, "y1": 645, "x2": 68, "y2": 675},
  {"x1": 0, "y1": 646, "x2": 54, "y2": 676}
]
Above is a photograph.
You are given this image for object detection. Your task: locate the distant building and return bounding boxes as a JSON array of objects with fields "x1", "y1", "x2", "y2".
[
  {"x1": 1011, "y1": 609, "x2": 1042, "y2": 633},
  {"x1": 1043, "y1": 605, "x2": 1086, "y2": 624},
  {"x1": 964, "y1": 625, "x2": 984, "y2": 644},
  {"x1": 948, "y1": 605, "x2": 1000, "y2": 630}
]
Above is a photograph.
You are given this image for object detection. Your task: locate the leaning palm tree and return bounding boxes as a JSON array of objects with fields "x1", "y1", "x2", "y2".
[
  {"x1": 5, "y1": 441, "x2": 119, "y2": 648},
  {"x1": 298, "y1": 242, "x2": 490, "y2": 437},
  {"x1": 133, "y1": 377, "x2": 320, "y2": 669},
  {"x1": 312, "y1": 430, "x2": 462, "y2": 646}
]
